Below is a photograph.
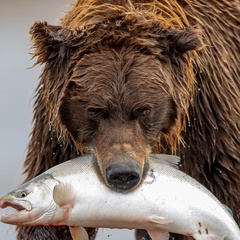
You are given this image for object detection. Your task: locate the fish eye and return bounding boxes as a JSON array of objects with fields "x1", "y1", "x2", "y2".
[{"x1": 15, "y1": 190, "x2": 29, "y2": 198}]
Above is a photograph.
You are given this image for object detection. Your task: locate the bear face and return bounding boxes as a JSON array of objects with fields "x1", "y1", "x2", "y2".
[
  {"x1": 30, "y1": 16, "x2": 202, "y2": 191},
  {"x1": 59, "y1": 46, "x2": 178, "y2": 190}
]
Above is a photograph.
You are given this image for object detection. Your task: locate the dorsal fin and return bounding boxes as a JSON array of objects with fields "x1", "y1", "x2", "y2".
[{"x1": 150, "y1": 154, "x2": 181, "y2": 169}]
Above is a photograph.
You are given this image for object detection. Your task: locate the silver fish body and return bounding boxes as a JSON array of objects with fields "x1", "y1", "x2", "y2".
[{"x1": 1, "y1": 154, "x2": 240, "y2": 240}]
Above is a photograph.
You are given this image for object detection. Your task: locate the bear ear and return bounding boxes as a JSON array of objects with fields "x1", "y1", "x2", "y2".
[
  {"x1": 164, "y1": 26, "x2": 203, "y2": 54},
  {"x1": 29, "y1": 21, "x2": 73, "y2": 64}
]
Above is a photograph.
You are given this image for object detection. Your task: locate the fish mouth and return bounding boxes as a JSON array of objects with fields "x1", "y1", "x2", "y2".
[
  {"x1": 1, "y1": 200, "x2": 30, "y2": 211},
  {"x1": 0, "y1": 197, "x2": 32, "y2": 224}
]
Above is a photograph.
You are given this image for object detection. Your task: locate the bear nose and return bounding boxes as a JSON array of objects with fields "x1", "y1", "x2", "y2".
[{"x1": 106, "y1": 163, "x2": 140, "y2": 191}]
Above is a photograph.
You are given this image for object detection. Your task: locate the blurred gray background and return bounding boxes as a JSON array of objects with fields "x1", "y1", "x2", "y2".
[{"x1": 0, "y1": 1, "x2": 134, "y2": 239}]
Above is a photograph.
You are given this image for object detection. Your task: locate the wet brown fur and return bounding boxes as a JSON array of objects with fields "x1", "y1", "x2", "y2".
[{"x1": 18, "y1": 0, "x2": 239, "y2": 239}]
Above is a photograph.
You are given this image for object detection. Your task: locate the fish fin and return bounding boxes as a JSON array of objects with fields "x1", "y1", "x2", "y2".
[
  {"x1": 150, "y1": 154, "x2": 180, "y2": 169},
  {"x1": 147, "y1": 229, "x2": 170, "y2": 240},
  {"x1": 149, "y1": 215, "x2": 173, "y2": 225},
  {"x1": 70, "y1": 226, "x2": 89, "y2": 240},
  {"x1": 53, "y1": 183, "x2": 75, "y2": 208}
]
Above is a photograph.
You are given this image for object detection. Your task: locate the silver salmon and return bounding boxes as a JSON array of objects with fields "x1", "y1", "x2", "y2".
[{"x1": 0, "y1": 154, "x2": 239, "y2": 240}]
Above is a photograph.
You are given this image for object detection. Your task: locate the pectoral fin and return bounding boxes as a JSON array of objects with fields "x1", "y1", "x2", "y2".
[
  {"x1": 70, "y1": 226, "x2": 89, "y2": 240},
  {"x1": 149, "y1": 215, "x2": 173, "y2": 225},
  {"x1": 53, "y1": 183, "x2": 75, "y2": 208},
  {"x1": 147, "y1": 229, "x2": 170, "y2": 240}
]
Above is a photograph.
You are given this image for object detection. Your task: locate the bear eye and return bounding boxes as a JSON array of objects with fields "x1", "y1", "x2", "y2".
[
  {"x1": 133, "y1": 107, "x2": 151, "y2": 119},
  {"x1": 88, "y1": 107, "x2": 107, "y2": 119},
  {"x1": 160, "y1": 47, "x2": 168, "y2": 55}
]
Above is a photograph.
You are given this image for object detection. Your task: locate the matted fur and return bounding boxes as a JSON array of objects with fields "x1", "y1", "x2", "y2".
[{"x1": 18, "y1": 0, "x2": 239, "y2": 240}]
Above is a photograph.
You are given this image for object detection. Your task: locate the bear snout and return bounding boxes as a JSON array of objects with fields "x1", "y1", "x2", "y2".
[{"x1": 106, "y1": 162, "x2": 140, "y2": 191}]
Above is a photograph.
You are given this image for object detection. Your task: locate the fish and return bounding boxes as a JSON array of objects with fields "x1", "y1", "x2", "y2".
[{"x1": 0, "y1": 154, "x2": 240, "y2": 240}]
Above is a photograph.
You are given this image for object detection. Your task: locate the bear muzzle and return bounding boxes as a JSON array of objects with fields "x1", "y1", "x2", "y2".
[{"x1": 106, "y1": 162, "x2": 140, "y2": 191}]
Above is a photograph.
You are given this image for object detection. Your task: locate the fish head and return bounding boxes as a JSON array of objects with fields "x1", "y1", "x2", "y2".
[{"x1": 0, "y1": 173, "x2": 58, "y2": 225}]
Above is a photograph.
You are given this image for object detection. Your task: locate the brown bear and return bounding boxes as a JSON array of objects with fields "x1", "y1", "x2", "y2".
[{"x1": 17, "y1": 0, "x2": 240, "y2": 239}]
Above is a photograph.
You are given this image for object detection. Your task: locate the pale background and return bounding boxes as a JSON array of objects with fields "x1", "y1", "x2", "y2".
[{"x1": 0, "y1": 1, "x2": 134, "y2": 239}]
